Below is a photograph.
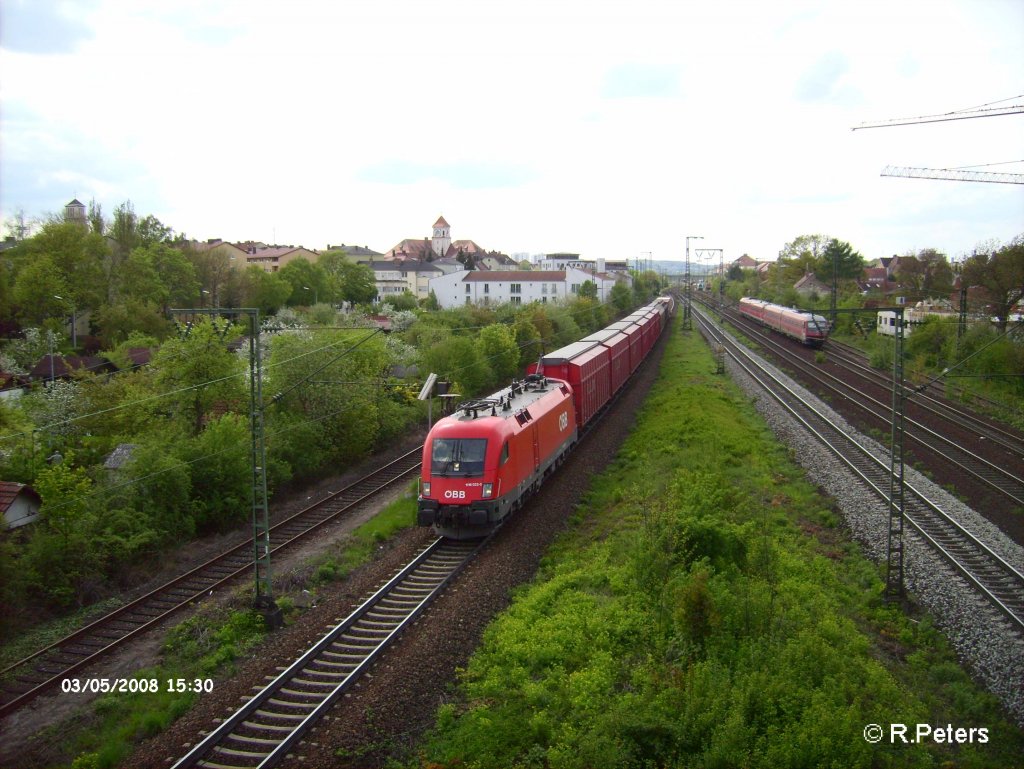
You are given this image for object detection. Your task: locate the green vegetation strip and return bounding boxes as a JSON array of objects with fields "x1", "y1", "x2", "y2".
[
  {"x1": 59, "y1": 487, "x2": 418, "y2": 769},
  {"x1": 421, "y1": 320, "x2": 1024, "y2": 768}
]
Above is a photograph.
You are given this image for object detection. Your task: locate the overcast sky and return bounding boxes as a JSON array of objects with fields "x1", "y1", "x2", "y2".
[{"x1": 1, "y1": 0, "x2": 1022, "y2": 268}]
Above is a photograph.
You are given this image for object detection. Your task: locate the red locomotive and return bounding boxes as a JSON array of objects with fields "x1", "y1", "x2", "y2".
[
  {"x1": 418, "y1": 296, "x2": 674, "y2": 538},
  {"x1": 738, "y1": 297, "x2": 830, "y2": 346}
]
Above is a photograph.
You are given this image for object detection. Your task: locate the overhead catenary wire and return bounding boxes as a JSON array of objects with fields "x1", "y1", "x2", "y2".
[{"x1": 25, "y1": 329, "x2": 561, "y2": 514}]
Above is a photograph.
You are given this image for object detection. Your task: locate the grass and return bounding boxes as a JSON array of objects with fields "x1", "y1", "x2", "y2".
[
  {"x1": 62, "y1": 603, "x2": 267, "y2": 769},
  {"x1": 0, "y1": 596, "x2": 124, "y2": 673},
  {"x1": 418, "y1": 317, "x2": 1024, "y2": 769},
  {"x1": 53, "y1": 483, "x2": 419, "y2": 768},
  {"x1": 307, "y1": 482, "x2": 418, "y2": 586}
]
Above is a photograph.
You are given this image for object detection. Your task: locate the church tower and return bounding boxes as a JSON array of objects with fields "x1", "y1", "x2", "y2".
[
  {"x1": 64, "y1": 199, "x2": 87, "y2": 228},
  {"x1": 431, "y1": 215, "x2": 451, "y2": 258}
]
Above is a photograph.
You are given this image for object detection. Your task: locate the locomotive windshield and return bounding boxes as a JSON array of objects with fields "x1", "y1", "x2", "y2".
[{"x1": 431, "y1": 438, "x2": 487, "y2": 477}]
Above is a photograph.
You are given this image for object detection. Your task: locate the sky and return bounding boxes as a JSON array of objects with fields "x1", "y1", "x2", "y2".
[{"x1": 1, "y1": 0, "x2": 1022, "y2": 270}]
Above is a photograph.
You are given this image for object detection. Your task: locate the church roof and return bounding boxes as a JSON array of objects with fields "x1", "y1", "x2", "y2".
[{"x1": 434, "y1": 215, "x2": 450, "y2": 228}]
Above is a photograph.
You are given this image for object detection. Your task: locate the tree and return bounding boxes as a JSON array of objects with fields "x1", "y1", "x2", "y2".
[
  {"x1": 241, "y1": 264, "x2": 292, "y2": 315},
  {"x1": 578, "y1": 280, "x2": 598, "y2": 300},
  {"x1": 86, "y1": 199, "x2": 105, "y2": 235},
  {"x1": 816, "y1": 239, "x2": 864, "y2": 283},
  {"x1": 421, "y1": 335, "x2": 491, "y2": 397},
  {"x1": 13, "y1": 220, "x2": 109, "y2": 315},
  {"x1": 10, "y1": 254, "x2": 71, "y2": 326},
  {"x1": 183, "y1": 241, "x2": 234, "y2": 307},
  {"x1": 152, "y1": 317, "x2": 246, "y2": 436},
  {"x1": 94, "y1": 298, "x2": 171, "y2": 347},
  {"x1": 137, "y1": 214, "x2": 173, "y2": 246},
  {"x1": 27, "y1": 456, "x2": 101, "y2": 608},
  {"x1": 278, "y1": 258, "x2": 329, "y2": 307},
  {"x1": 477, "y1": 324, "x2": 521, "y2": 386},
  {"x1": 917, "y1": 249, "x2": 954, "y2": 297},
  {"x1": 265, "y1": 327, "x2": 391, "y2": 469},
  {"x1": 184, "y1": 413, "x2": 250, "y2": 531},
  {"x1": 512, "y1": 318, "x2": 543, "y2": 370},
  {"x1": 316, "y1": 253, "x2": 378, "y2": 307},
  {"x1": 961, "y1": 235, "x2": 1024, "y2": 331},
  {"x1": 610, "y1": 283, "x2": 633, "y2": 315},
  {"x1": 777, "y1": 234, "x2": 830, "y2": 286}
]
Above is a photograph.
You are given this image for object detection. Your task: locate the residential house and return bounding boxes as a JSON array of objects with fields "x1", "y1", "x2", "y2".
[
  {"x1": 860, "y1": 267, "x2": 890, "y2": 293},
  {"x1": 793, "y1": 272, "x2": 831, "y2": 298},
  {"x1": 326, "y1": 244, "x2": 382, "y2": 263},
  {"x1": 428, "y1": 267, "x2": 605, "y2": 309},
  {"x1": 477, "y1": 252, "x2": 519, "y2": 271},
  {"x1": 29, "y1": 354, "x2": 117, "y2": 383},
  {"x1": 1, "y1": 482, "x2": 41, "y2": 529},
  {"x1": 242, "y1": 244, "x2": 319, "y2": 273},
  {"x1": 730, "y1": 254, "x2": 759, "y2": 270},
  {"x1": 188, "y1": 239, "x2": 249, "y2": 269},
  {"x1": 368, "y1": 261, "x2": 410, "y2": 303},
  {"x1": 395, "y1": 259, "x2": 445, "y2": 300},
  {"x1": 536, "y1": 253, "x2": 585, "y2": 270}
]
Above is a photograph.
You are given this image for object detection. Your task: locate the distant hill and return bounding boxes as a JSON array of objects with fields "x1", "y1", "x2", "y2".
[{"x1": 651, "y1": 260, "x2": 715, "y2": 275}]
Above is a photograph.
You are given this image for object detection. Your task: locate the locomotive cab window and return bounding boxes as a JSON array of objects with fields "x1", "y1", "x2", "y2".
[
  {"x1": 431, "y1": 438, "x2": 487, "y2": 476},
  {"x1": 500, "y1": 441, "x2": 510, "y2": 465}
]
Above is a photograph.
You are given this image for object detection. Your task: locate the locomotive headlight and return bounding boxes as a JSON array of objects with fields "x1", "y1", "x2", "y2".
[
  {"x1": 422, "y1": 482, "x2": 431, "y2": 497},
  {"x1": 482, "y1": 483, "x2": 493, "y2": 498}
]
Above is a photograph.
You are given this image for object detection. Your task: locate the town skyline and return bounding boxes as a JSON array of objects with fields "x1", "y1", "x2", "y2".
[{"x1": 2, "y1": 1, "x2": 1021, "y2": 265}]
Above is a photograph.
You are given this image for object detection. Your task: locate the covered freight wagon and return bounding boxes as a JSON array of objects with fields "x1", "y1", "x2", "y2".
[{"x1": 529, "y1": 341, "x2": 611, "y2": 429}]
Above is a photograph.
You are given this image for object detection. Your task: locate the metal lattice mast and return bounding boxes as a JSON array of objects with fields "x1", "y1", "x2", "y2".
[
  {"x1": 684, "y1": 235, "x2": 702, "y2": 330},
  {"x1": 247, "y1": 310, "x2": 272, "y2": 605},
  {"x1": 171, "y1": 307, "x2": 274, "y2": 615},
  {"x1": 885, "y1": 308, "x2": 906, "y2": 600},
  {"x1": 695, "y1": 247, "x2": 723, "y2": 310}
]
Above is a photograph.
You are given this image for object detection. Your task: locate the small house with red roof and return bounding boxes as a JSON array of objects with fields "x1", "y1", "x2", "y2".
[{"x1": 1, "y1": 482, "x2": 41, "y2": 529}]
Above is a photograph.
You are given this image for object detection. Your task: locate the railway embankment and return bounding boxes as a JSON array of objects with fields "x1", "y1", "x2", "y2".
[{"x1": 418, "y1": 317, "x2": 1024, "y2": 768}]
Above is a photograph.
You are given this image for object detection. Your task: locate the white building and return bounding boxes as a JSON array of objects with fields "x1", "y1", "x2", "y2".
[{"x1": 427, "y1": 267, "x2": 623, "y2": 309}]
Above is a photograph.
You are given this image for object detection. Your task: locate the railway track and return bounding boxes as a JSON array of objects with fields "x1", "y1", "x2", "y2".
[
  {"x1": 694, "y1": 306, "x2": 1024, "y2": 632},
  {"x1": 0, "y1": 448, "x2": 423, "y2": 720},
  {"x1": 710, "y1": 301, "x2": 1024, "y2": 510},
  {"x1": 170, "y1": 536, "x2": 481, "y2": 769},
  {"x1": 824, "y1": 337, "x2": 1024, "y2": 456}
]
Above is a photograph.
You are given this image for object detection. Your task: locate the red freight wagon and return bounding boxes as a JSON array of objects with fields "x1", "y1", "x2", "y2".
[
  {"x1": 634, "y1": 312, "x2": 658, "y2": 357},
  {"x1": 581, "y1": 328, "x2": 631, "y2": 393},
  {"x1": 606, "y1": 321, "x2": 643, "y2": 373},
  {"x1": 530, "y1": 341, "x2": 611, "y2": 429}
]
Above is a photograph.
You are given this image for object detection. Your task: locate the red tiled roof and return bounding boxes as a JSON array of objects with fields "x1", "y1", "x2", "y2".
[
  {"x1": 0, "y1": 482, "x2": 40, "y2": 513},
  {"x1": 434, "y1": 216, "x2": 450, "y2": 228}
]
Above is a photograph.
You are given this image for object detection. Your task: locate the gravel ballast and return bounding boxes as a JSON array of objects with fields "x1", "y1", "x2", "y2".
[{"x1": 713, "y1": 324, "x2": 1024, "y2": 727}]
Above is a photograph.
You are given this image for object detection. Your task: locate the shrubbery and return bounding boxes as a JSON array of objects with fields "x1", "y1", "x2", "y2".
[{"x1": 423, "y1": 318, "x2": 1024, "y2": 768}]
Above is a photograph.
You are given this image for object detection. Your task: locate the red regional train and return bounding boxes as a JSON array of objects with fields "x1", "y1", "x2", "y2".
[
  {"x1": 417, "y1": 296, "x2": 674, "y2": 538},
  {"x1": 738, "y1": 297, "x2": 830, "y2": 347}
]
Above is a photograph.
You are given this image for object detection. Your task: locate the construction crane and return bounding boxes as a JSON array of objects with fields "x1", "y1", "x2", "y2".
[
  {"x1": 854, "y1": 95, "x2": 1023, "y2": 183},
  {"x1": 853, "y1": 97, "x2": 1023, "y2": 130},
  {"x1": 881, "y1": 165, "x2": 1024, "y2": 184}
]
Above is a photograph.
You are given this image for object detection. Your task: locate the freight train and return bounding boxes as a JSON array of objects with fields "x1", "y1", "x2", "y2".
[
  {"x1": 737, "y1": 297, "x2": 830, "y2": 347},
  {"x1": 417, "y1": 296, "x2": 674, "y2": 538}
]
